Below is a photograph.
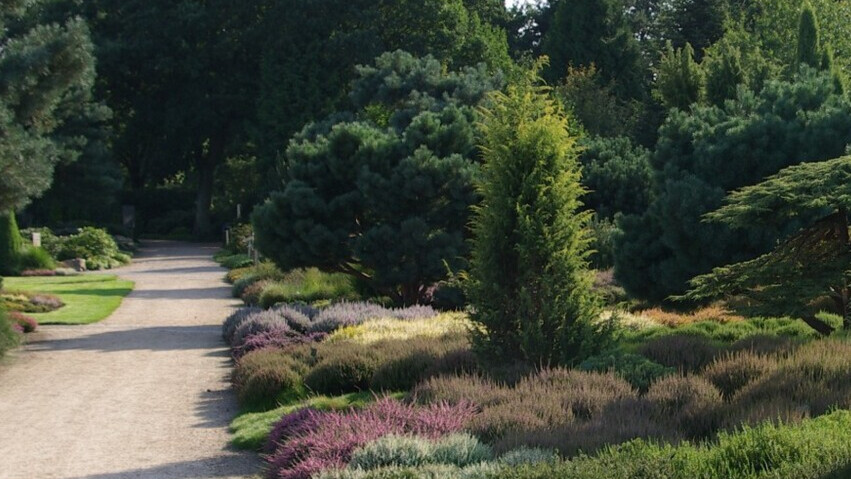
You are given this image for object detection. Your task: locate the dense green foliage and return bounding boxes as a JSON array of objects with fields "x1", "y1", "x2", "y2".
[
  {"x1": 579, "y1": 137, "x2": 653, "y2": 219},
  {"x1": 467, "y1": 69, "x2": 604, "y2": 365},
  {"x1": 254, "y1": 52, "x2": 500, "y2": 304},
  {"x1": 0, "y1": 3, "x2": 97, "y2": 213},
  {"x1": 684, "y1": 156, "x2": 851, "y2": 332},
  {"x1": 541, "y1": 0, "x2": 647, "y2": 101},
  {"x1": 616, "y1": 69, "x2": 851, "y2": 301}
]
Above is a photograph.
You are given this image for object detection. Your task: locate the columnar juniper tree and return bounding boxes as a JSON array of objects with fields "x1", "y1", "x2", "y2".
[
  {"x1": 683, "y1": 156, "x2": 851, "y2": 335},
  {"x1": 467, "y1": 65, "x2": 605, "y2": 366}
]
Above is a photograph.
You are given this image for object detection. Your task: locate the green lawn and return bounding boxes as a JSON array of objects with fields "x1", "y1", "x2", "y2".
[{"x1": 4, "y1": 275, "x2": 134, "y2": 325}]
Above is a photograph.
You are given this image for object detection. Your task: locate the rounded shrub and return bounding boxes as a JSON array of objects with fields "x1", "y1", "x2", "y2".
[
  {"x1": 240, "y1": 280, "x2": 270, "y2": 306},
  {"x1": 431, "y1": 434, "x2": 493, "y2": 467},
  {"x1": 232, "y1": 274, "x2": 260, "y2": 299},
  {"x1": 304, "y1": 346, "x2": 382, "y2": 395},
  {"x1": 702, "y1": 351, "x2": 779, "y2": 399},
  {"x1": 348, "y1": 435, "x2": 434, "y2": 470},
  {"x1": 645, "y1": 375, "x2": 723, "y2": 438},
  {"x1": 222, "y1": 307, "x2": 262, "y2": 345},
  {"x1": 231, "y1": 309, "x2": 307, "y2": 350},
  {"x1": 8, "y1": 311, "x2": 37, "y2": 333},
  {"x1": 233, "y1": 349, "x2": 306, "y2": 407}
]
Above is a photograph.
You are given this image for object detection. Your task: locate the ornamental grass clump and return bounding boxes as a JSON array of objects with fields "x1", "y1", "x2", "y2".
[{"x1": 265, "y1": 398, "x2": 478, "y2": 479}]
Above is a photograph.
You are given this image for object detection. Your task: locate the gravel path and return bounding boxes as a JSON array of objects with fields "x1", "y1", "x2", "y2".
[{"x1": 0, "y1": 242, "x2": 259, "y2": 479}]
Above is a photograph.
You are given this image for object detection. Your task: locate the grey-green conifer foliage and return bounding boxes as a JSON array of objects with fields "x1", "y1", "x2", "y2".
[
  {"x1": 253, "y1": 51, "x2": 502, "y2": 305},
  {"x1": 466, "y1": 65, "x2": 606, "y2": 366},
  {"x1": 0, "y1": 2, "x2": 96, "y2": 212}
]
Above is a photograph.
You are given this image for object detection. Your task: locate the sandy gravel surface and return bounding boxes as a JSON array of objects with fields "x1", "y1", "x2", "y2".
[{"x1": 0, "y1": 241, "x2": 259, "y2": 479}]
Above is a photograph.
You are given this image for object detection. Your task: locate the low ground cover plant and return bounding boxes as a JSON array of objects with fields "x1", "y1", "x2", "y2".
[{"x1": 265, "y1": 398, "x2": 478, "y2": 479}]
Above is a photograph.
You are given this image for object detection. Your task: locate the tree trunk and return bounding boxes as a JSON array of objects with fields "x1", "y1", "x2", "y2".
[{"x1": 193, "y1": 132, "x2": 227, "y2": 239}]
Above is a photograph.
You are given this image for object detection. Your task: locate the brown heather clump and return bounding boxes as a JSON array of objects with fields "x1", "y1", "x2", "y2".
[
  {"x1": 727, "y1": 334, "x2": 800, "y2": 356},
  {"x1": 728, "y1": 340, "x2": 851, "y2": 422},
  {"x1": 414, "y1": 369, "x2": 637, "y2": 442},
  {"x1": 640, "y1": 334, "x2": 721, "y2": 372},
  {"x1": 645, "y1": 375, "x2": 724, "y2": 439},
  {"x1": 637, "y1": 305, "x2": 743, "y2": 327},
  {"x1": 494, "y1": 397, "x2": 683, "y2": 458},
  {"x1": 514, "y1": 369, "x2": 635, "y2": 419},
  {"x1": 702, "y1": 351, "x2": 779, "y2": 399}
]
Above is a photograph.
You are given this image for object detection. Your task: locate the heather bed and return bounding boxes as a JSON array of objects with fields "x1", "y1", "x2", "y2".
[{"x1": 219, "y1": 291, "x2": 851, "y2": 479}]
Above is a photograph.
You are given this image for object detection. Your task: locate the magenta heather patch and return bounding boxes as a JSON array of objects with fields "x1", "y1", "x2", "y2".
[{"x1": 266, "y1": 398, "x2": 477, "y2": 479}]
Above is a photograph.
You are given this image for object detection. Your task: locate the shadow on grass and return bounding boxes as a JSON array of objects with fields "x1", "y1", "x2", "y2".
[{"x1": 48, "y1": 287, "x2": 134, "y2": 297}]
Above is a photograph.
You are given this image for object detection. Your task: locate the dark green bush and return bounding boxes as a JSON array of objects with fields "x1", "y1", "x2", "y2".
[
  {"x1": 579, "y1": 352, "x2": 674, "y2": 392},
  {"x1": 219, "y1": 253, "x2": 254, "y2": 269},
  {"x1": 226, "y1": 223, "x2": 253, "y2": 254},
  {"x1": 303, "y1": 345, "x2": 382, "y2": 395}
]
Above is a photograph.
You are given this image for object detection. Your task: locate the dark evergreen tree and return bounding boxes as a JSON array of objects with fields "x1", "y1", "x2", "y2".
[
  {"x1": 796, "y1": 2, "x2": 820, "y2": 68},
  {"x1": 579, "y1": 136, "x2": 653, "y2": 219},
  {"x1": 253, "y1": 52, "x2": 501, "y2": 305},
  {"x1": 541, "y1": 0, "x2": 648, "y2": 100},
  {"x1": 616, "y1": 69, "x2": 851, "y2": 301},
  {"x1": 467, "y1": 65, "x2": 604, "y2": 365}
]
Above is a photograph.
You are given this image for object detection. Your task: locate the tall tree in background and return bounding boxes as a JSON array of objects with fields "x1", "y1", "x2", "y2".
[
  {"x1": 541, "y1": 0, "x2": 647, "y2": 100},
  {"x1": 467, "y1": 65, "x2": 604, "y2": 365},
  {"x1": 796, "y1": 2, "x2": 820, "y2": 68}
]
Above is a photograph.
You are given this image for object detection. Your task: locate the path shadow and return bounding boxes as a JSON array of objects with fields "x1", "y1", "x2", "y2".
[
  {"x1": 28, "y1": 325, "x2": 228, "y2": 353},
  {"x1": 195, "y1": 387, "x2": 239, "y2": 429},
  {"x1": 61, "y1": 455, "x2": 259, "y2": 479},
  {"x1": 129, "y1": 287, "x2": 228, "y2": 301},
  {"x1": 135, "y1": 266, "x2": 225, "y2": 275}
]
